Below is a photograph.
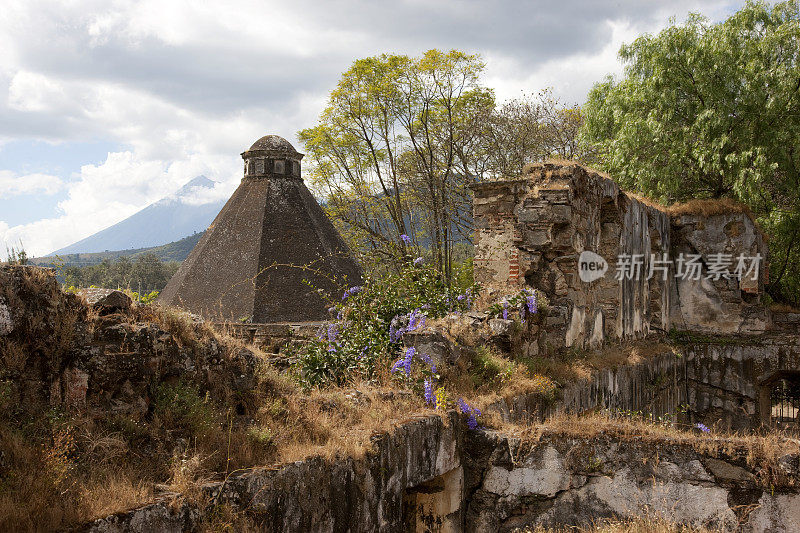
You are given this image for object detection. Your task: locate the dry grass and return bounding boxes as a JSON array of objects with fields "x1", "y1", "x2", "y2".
[
  {"x1": 668, "y1": 198, "x2": 755, "y2": 220},
  {"x1": 78, "y1": 473, "x2": 154, "y2": 521},
  {"x1": 0, "y1": 358, "x2": 431, "y2": 531},
  {"x1": 523, "y1": 159, "x2": 613, "y2": 182},
  {"x1": 771, "y1": 302, "x2": 800, "y2": 313},
  {"x1": 626, "y1": 192, "x2": 668, "y2": 212},
  {"x1": 500, "y1": 413, "x2": 799, "y2": 489},
  {"x1": 517, "y1": 514, "x2": 718, "y2": 532},
  {"x1": 518, "y1": 340, "x2": 675, "y2": 386},
  {"x1": 0, "y1": 283, "x2": 438, "y2": 530}
]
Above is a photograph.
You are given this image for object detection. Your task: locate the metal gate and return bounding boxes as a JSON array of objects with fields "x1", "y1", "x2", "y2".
[{"x1": 770, "y1": 375, "x2": 800, "y2": 431}]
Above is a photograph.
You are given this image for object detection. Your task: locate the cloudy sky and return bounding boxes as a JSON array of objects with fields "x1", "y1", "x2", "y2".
[{"x1": 0, "y1": 0, "x2": 742, "y2": 256}]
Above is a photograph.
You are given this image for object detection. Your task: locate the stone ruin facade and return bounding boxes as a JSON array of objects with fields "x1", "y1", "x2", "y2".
[
  {"x1": 159, "y1": 135, "x2": 362, "y2": 323},
  {"x1": 472, "y1": 161, "x2": 769, "y2": 348},
  {"x1": 472, "y1": 161, "x2": 799, "y2": 432}
]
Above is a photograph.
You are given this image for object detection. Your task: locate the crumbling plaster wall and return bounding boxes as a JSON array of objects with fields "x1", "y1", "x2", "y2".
[
  {"x1": 670, "y1": 212, "x2": 768, "y2": 334},
  {"x1": 472, "y1": 162, "x2": 770, "y2": 348},
  {"x1": 472, "y1": 162, "x2": 671, "y2": 350},
  {"x1": 464, "y1": 431, "x2": 800, "y2": 533}
]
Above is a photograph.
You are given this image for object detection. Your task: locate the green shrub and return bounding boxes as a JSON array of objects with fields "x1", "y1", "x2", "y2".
[
  {"x1": 294, "y1": 261, "x2": 477, "y2": 388},
  {"x1": 470, "y1": 346, "x2": 514, "y2": 388},
  {"x1": 153, "y1": 382, "x2": 217, "y2": 437},
  {"x1": 246, "y1": 426, "x2": 273, "y2": 446}
]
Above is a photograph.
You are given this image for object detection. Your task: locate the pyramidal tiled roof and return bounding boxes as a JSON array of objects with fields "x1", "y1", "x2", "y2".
[{"x1": 159, "y1": 135, "x2": 362, "y2": 323}]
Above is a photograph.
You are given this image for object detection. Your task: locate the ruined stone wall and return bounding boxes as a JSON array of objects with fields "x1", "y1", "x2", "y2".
[
  {"x1": 0, "y1": 266, "x2": 259, "y2": 417},
  {"x1": 484, "y1": 332, "x2": 800, "y2": 434},
  {"x1": 670, "y1": 211, "x2": 768, "y2": 334},
  {"x1": 472, "y1": 162, "x2": 770, "y2": 347},
  {"x1": 85, "y1": 415, "x2": 800, "y2": 532},
  {"x1": 472, "y1": 162, "x2": 671, "y2": 350},
  {"x1": 486, "y1": 348, "x2": 686, "y2": 425},
  {"x1": 85, "y1": 414, "x2": 465, "y2": 532},
  {"x1": 465, "y1": 431, "x2": 800, "y2": 532},
  {"x1": 683, "y1": 334, "x2": 800, "y2": 432}
]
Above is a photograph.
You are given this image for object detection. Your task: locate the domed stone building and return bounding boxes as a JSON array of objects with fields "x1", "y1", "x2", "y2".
[{"x1": 159, "y1": 135, "x2": 362, "y2": 322}]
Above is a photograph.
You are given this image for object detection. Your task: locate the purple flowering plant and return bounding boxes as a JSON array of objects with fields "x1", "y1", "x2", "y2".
[
  {"x1": 489, "y1": 288, "x2": 542, "y2": 323},
  {"x1": 294, "y1": 261, "x2": 478, "y2": 389},
  {"x1": 457, "y1": 398, "x2": 482, "y2": 430}
]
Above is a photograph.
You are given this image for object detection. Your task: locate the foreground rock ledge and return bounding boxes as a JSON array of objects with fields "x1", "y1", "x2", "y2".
[{"x1": 83, "y1": 414, "x2": 799, "y2": 533}]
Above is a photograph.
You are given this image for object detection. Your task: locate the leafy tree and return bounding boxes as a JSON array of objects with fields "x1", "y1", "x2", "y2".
[
  {"x1": 486, "y1": 89, "x2": 592, "y2": 178},
  {"x1": 582, "y1": 1, "x2": 800, "y2": 305},
  {"x1": 300, "y1": 50, "x2": 493, "y2": 281},
  {"x1": 301, "y1": 51, "x2": 588, "y2": 283},
  {"x1": 61, "y1": 254, "x2": 179, "y2": 293}
]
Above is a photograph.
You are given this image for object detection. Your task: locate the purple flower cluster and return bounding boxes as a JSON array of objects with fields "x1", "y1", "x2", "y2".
[
  {"x1": 457, "y1": 398, "x2": 482, "y2": 430},
  {"x1": 414, "y1": 256, "x2": 424, "y2": 266},
  {"x1": 694, "y1": 423, "x2": 710, "y2": 433},
  {"x1": 390, "y1": 346, "x2": 436, "y2": 378},
  {"x1": 526, "y1": 289, "x2": 538, "y2": 314},
  {"x1": 327, "y1": 323, "x2": 339, "y2": 342},
  {"x1": 423, "y1": 378, "x2": 436, "y2": 408},
  {"x1": 342, "y1": 285, "x2": 362, "y2": 300},
  {"x1": 391, "y1": 347, "x2": 416, "y2": 376},
  {"x1": 454, "y1": 288, "x2": 473, "y2": 310},
  {"x1": 417, "y1": 351, "x2": 437, "y2": 374},
  {"x1": 521, "y1": 289, "x2": 538, "y2": 322},
  {"x1": 389, "y1": 308, "x2": 427, "y2": 343},
  {"x1": 400, "y1": 234, "x2": 412, "y2": 244},
  {"x1": 502, "y1": 299, "x2": 509, "y2": 320}
]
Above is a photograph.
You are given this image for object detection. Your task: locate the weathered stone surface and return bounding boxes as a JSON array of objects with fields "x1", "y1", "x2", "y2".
[
  {"x1": 0, "y1": 265, "x2": 88, "y2": 409},
  {"x1": 202, "y1": 414, "x2": 463, "y2": 532},
  {"x1": 79, "y1": 415, "x2": 800, "y2": 533},
  {"x1": 471, "y1": 162, "x2": 672, "y2": 350},
  {"x1": 64, "y1": 317, "x2": 260, "y2": 416},
  {"x1": 472, "y1": 161, "x2": 774, "y2": 348},
  {"x1": 0, "y1": 296, "x2": 12, "y2": 335},
  {"x1": 403, "y1": 329, "x2": 472, "y2": 368},
  {"x1": 488, "y1": 318, "x2": 514, "y2": 337},
  {"x1": 82, "y1": 501, "x2": 198, "y2": 533},
  {"x1": 684, "y1": 335, "x2": 800, "y2": 431},
  {"x1": 464, "y1": 431, "x2": 798, "y2": 533},
  {"x1": 745, "y1": 493, "x2": 800, "y2": 533},
  {"x1": 703, "y1": 458, "x2": 755, "y2": 484},
  {"x1": 670, "y1": 212, "x2": 767, "y2": 334},
  {"x1": 533, "y1": 470, "x2": 737, "y2": 530},
  {"x1": 482, "y1": 445, "x2": 570, "y2": 498},
  {"x1": 78, "y1": 288, "x2": 132, "y2": 313}
]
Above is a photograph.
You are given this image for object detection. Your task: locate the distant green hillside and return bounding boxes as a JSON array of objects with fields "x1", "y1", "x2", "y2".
[{"x1": 32, "y1": 232, "x2": 203, "y2": 267}]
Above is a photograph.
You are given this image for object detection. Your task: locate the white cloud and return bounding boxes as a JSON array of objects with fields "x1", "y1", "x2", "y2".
[
  {"x1": 7, "y1": 71, "x2": 69, "y2": 112},
  {"x1": 0, "y1": 150, "x2": 241, "y2": 256},
  {"x1": 0, "y1": 170, "x2": 63, "y2": 198}
]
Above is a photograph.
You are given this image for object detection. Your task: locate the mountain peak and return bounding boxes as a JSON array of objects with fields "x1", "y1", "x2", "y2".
[
  {"x1": 176, "y1": 175, "x2": 215, "y2": 196},
  {"x1": 50, "y1": 176, "x2": 226, "y2": 255}
]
